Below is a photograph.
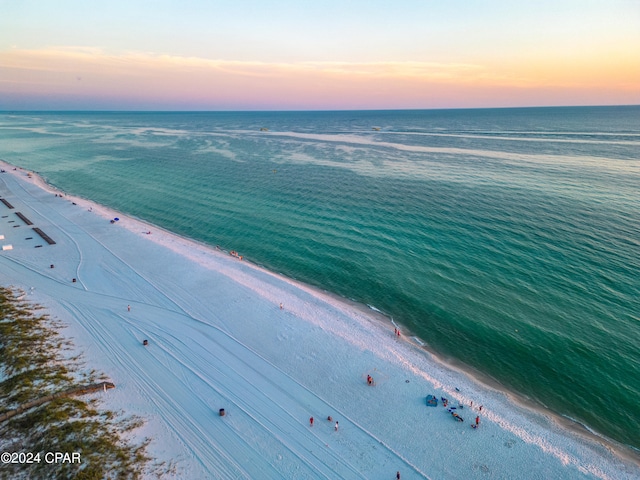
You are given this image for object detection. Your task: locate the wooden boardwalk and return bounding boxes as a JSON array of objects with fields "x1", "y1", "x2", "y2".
[
  {"x1": 32, "y1": 227, "x2": 56, "y2": 245},
  {"x1": 0, "y1": 382, "x2": 116, "y2": 423},
  {"x1": 15, "y1": 212, "x2": 33, "y2": 225}
]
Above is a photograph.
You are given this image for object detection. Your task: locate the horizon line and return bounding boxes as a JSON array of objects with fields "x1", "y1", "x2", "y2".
[{"x1": 2, "y1": 104, "x2": 639, "y2": 114}]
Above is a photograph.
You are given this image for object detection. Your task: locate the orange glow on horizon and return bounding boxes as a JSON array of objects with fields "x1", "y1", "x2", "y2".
[{"x1": 1, "y1": 47, "x2": 638, "y2": 109}]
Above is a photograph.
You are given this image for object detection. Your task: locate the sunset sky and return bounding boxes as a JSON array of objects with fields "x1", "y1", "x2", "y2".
[{"x1": 1, "y1": 0, "x2": 638, "y2": 110}]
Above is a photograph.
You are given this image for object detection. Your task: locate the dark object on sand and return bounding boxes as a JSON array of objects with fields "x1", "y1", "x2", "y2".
[
  {"x1": 32, "y1": 227, "x2": 56, "y2": 244},
  {"x1": 15, "y1": 212, "x2": 33, "y2": 225},
  {"x1": 143, "y1": 339, "x2": 148, "y2": 346},
  {"x1": 426, "y1": 395, "x2": 438, "y2": 407},
  {"x1": 72, "y1": 278, "x2": 76, "y2": 282},
  {"x1": 219, "y1": 408, "x2": 225, "y2": 416},
  {"x1": 451, "y1": 411, "x2": 464, "y2": 422}
]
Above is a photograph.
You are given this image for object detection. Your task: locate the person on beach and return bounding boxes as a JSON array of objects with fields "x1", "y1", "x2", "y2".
[
  {"x1": 309, "y1": 416, "x2": 314, "y2": 427},
  {"x1": 367, "y1": 375, "x2": 373, "y2": 385},
  {"x1": 479, "y1": 405, "x2": 483, "y2": 412},
  {"x1": 335, "y1": 421, "x2": 339, "y2": 431},
  {"x1": 127, "y1": 305, "x2": 130, "y2": 312},
  {"x1": 397, "y1": 472, "x2": 401, "y2": 480},
  {"x1": 279, "y1": 303, "x2": 283, "y2": 310},
  {"x1": 327, "y1": 416, "x2": 332, "y2": 422},
  {"x1": 476, "y1": 416, "x2": 480, "y2": 426}
]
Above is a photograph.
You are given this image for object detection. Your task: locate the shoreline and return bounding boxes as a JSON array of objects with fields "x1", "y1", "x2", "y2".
[
  {"x1": 1, "y1": 159, "x2": 638, "y2": 478},
  {"x1": 225, "y1": 246, "x2": 640, "y2": 467},
  {"x1": 307, "y1": 288, "x2": 640, "y2": 465}
]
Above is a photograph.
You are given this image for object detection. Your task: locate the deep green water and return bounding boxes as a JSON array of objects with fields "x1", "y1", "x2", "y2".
[{"x1": 1, "y1": 107, "x2": 638, "y2": 451}]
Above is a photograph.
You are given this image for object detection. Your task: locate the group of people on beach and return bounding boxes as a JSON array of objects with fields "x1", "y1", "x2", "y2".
[
  {"x1": 392, "y1": 322, "x2": 486, "y2": 433},
  {"x1": 300, "y1": 311, "x2": 488, "y2": 478},
  {"x1": 309, "y1": 415, "x2": 339, "y2": 432},
  {"x1": 442, "y1": 396, "x2": 483, "y2": 428}
]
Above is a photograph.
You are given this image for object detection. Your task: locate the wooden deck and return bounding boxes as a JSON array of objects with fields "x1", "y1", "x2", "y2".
[
  {"x1": 15, "y1": 212, "x2": 34, "y2": 225},
  {"x1": 32, "y1": 227, "x2": 56, "y2": 245}
]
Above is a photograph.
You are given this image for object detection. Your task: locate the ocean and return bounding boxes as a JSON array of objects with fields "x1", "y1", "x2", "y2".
[{"x1": 0, "y1": 107, "x2": 638, "y2": 454}]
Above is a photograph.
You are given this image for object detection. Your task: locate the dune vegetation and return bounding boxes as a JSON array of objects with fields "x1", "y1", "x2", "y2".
[{"x1": 0, "y1": 286, "x2": 150, "y2": 480}]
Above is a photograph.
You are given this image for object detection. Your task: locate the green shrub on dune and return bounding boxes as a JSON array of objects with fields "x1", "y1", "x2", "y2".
[{"x1": 0, "y1": 287, "x2": 150, "y2": 479}]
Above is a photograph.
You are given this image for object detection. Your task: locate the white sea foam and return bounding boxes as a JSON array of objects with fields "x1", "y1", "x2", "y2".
[
  {"x1": 374, "y1": 130, "x2": 640, "y2": 146},
  {"x1": 243, "y1": 130, "x2": 640, "y2": 175}
]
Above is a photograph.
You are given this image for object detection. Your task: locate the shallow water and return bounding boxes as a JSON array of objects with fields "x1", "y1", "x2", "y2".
[{"x1": 0, "y1": 106, "x2": 638, "y2": 451}]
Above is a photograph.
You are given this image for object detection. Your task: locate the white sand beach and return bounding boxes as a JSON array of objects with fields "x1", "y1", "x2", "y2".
[{"x1": 1, "y1": 161, "x2": 638, "y2": 479}]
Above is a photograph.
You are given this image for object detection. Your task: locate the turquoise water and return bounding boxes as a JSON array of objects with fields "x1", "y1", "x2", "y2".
[{"x1": 1, "y1": 107, "x2": 639, "y2": 452}]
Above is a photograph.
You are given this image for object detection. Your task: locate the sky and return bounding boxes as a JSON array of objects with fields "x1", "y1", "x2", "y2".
[{"x1": 0, "y1": 0, "x2": 638, "y2": 110}]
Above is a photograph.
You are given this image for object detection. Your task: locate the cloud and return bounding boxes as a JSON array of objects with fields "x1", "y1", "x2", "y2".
[
  {"x1": 0, "y1": 46, "x2": 484, "y2": 78},
  {"x1": 0, "y1": 47, "x2": 637, "y2": 110}
]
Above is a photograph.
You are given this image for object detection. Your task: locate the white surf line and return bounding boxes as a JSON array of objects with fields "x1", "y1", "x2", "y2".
[
  {"x1": 237, "y1": 130, "x2": 635, "y2": 169},
  {"x1": 369, "y1": 130, "x2": 640, "y2": 146}
]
